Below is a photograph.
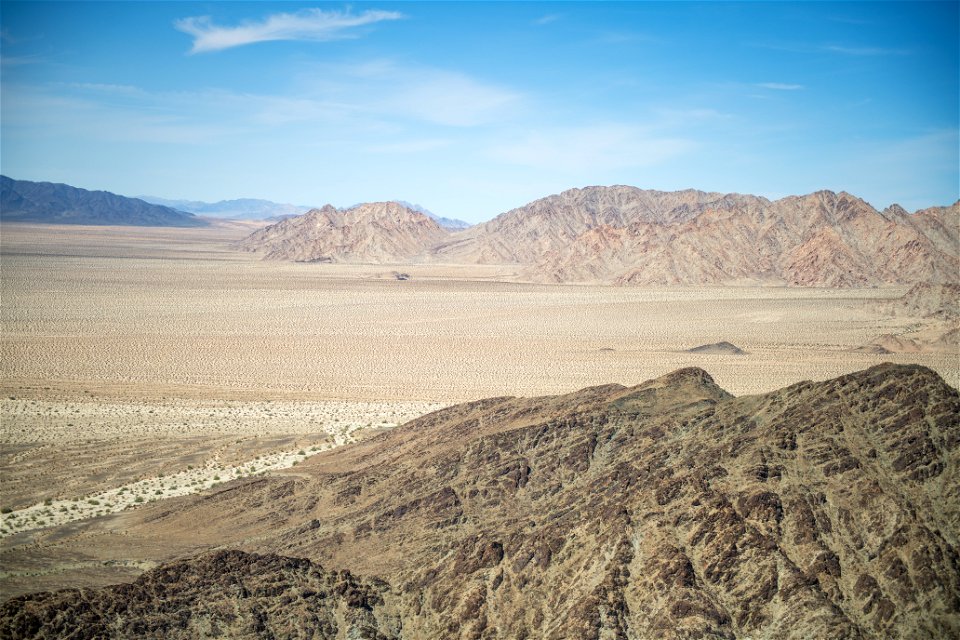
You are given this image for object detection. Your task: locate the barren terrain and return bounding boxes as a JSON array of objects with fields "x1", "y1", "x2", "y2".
[
  {"x1": 1, "y1": 223, "x2": 957, "y2": 607},
  {"x1": 3, "y1": 364, "x2": 958, "y2": 637},
  {"x1": 3, "y1": 224, "x2": 956, "y2": 403}
]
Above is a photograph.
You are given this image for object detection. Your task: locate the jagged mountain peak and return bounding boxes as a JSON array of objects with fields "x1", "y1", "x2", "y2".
[{"x1": 236, "y1": 200, "x2": 448, "y2": 263}]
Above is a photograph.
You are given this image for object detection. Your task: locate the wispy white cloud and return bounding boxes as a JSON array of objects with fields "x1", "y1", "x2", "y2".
[
  {"x1": 67, "y1": 82, "x2": 148, "y2": 96},
  {"x1": 389, "y1": 70, "x2": 521, "y2": 127},
  {"x1": 175, "y1": 8, "x2": 404, "y2": 53},
  {"x1": 297, "y1": 60, "x2": 524, "y2": 127},
  {"x1": 752, "y1": 42, "x2": 910, "y2": 57},
  {"x1": 3, "y1": 87, "x2": 238, "y2": 144},
  {"x1": 652, "y1": 108, "x2": 731, "y2": 124},
  {"x1": 0, "y1": 54, "x2": 44, "y2": 67},
  {"x1": 534, "y1": 14, "x2": 562, "y2": 26},
  {"x1": 822, "y1": 44, "x2": 909, "y2": 56},
  {"x1": 365, "y1": 139, "x2": 453, "y2": 154},
  {"x1": 488, "y1": 124, "x2": 694, "y2": 172},
  {"x1": 756, "y1": 82, "x2": 804, "y2": 91}
]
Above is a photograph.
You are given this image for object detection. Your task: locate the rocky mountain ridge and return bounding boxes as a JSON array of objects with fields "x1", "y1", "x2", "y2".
[
  {"x1": 0, "y1": 177, "x2": 206, "y2": 227},
  {"x1": 442, "y1": 186, "x2": 958, "y2": 286},
  {"x1": 235, "y1": 201, "x2": 449, "y2": 263},
  {"x1": 3, "y1": 363, "x2": 958, "y2": 639},
  {"x1": 238, "y1": 185, "x2": 959, "y2": 287}
]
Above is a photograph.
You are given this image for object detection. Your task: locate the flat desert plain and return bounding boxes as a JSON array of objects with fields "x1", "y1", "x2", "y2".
[{"x1": 1, "y1": 222, "x2": 957, "y2": 577}]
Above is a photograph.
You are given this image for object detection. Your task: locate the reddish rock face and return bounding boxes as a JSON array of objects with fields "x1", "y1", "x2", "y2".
[
  {"x1": 3, "y1": 364, "x2": 958, "y2": 639},
  {"x1": 436, "y1": 187, "x2": 959, "y2": 286}
]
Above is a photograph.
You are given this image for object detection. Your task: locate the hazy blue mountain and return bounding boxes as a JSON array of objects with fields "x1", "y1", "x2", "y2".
[
  {"x1": 393, "y1": 200, "x2": 471, "y2": 230},
  {"x1": 1, "y1": 177, "x2": 206, "y2": 227},
  {"x1": 139, "y1": 196, "x2": 312, "y2": 221}
]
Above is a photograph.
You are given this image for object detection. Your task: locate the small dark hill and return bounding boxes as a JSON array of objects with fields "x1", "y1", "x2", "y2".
[{"x1": 688, "y1": 340, "x2": 746, "y2": 354}]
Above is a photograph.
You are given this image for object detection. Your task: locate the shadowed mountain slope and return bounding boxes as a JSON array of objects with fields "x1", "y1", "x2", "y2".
[
  {"x1": 3, "y1": 364, "x2": 958, "y2": 638},
  {"x1": 235, "y1": 201, "x2": 449, "y2": 263},
  {"x1": 1, "y1": 550, "x2": 400, "y2": 639},
  {"x1": 0, "y1": 177, "x2": 206, "y2": 227}
]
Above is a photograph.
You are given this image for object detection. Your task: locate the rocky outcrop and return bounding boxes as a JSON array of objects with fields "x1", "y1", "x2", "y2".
[
  {"x1": 4, "y1": 364, "x2": 958, "y2": 638},
  {"x1": 0, "y1": 550, "x2": 400, "y2": 639},
  {"x1": 688, "y1": 341, "x2": 746, "y2": 354}
]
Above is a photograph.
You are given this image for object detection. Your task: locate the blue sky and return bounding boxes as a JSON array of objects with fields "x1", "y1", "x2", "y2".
[{"x1": 1, "y1": 2, "x2": 957, "y2": 222}]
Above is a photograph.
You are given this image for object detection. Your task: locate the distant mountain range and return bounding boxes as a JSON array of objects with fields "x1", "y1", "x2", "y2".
[
  {"x1": 0, "y1": 176, "x2": 205, "y2": 227},
  {"x1": 137, "y1": 196, "x2": 312, "y2": 221},
  {"x1": 241, "y1": 185, "x2": 959, "y2": 287},
  {"x1": 5, "y1": 176, "x2": 957, "y2": 288},
  {"x1": 0, "y1": 176, "x2": 470, "y2": 231},
  {"x1": 138, "y1": 195, "x2": 472, "y2": 228},
  {"x1": 391, "y1": 201, "x2": 471, "y2": 230}
]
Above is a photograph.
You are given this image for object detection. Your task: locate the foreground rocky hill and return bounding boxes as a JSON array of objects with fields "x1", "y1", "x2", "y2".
[
  {"x1": 2, "y1": 551, "x2": 399, "y2": 639},
  {"x1": 235, "y1": 201, "x2": 449, "y2": 263},
  {"x1": 3, "y1": 364, "x2": 957, "y2": 639},
  {"x1": 0, "y1": 176, "x2": 206, "y2": 227}
]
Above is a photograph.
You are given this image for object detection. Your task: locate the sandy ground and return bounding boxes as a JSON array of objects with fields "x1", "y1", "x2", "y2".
[
  {"x1": 3, "y1": 224, "x2": 956, "y2": 403},
  {"x1": 0, "y1": 396, "x2": 443, "y2": 536},
  {"x1": 1, "y1": 223, "x2": 957, "y2": 546}
]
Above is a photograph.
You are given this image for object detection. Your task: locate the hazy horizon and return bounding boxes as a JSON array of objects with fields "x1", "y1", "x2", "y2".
[{"x1": 2, "y1": 1, "x2": 958, "y2": 223}]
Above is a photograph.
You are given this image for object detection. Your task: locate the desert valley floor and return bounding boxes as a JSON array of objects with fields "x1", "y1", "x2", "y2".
[{"x1": 1, "y1": 222, "x2": 958, "y2": 604}]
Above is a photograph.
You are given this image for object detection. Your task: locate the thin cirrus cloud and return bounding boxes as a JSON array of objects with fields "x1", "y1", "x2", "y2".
[
  {"x1": 297, "y1": 60, "x2": 524, "y2": 127},
  {"x1": 534, "y1": 14, "x2": 563, "y2": 26},
  {"x1": 821, "y1": 44, "x2": 909, "y2": 56},
  {"x1": 756, "y1": 82, "x2": 804, "y2": 91},
  {"x1": 489, "y1": 124, "x2": 695, "y2": 173},
  {"x1": 175, "y1": 8, "x2": 404, "y2": 53},
  {"x1": 751, "y1": 41, "x2": 910, "y2": 57}
]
